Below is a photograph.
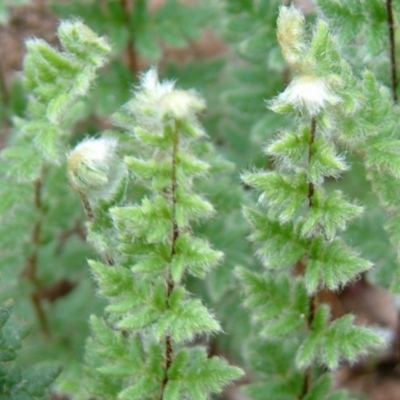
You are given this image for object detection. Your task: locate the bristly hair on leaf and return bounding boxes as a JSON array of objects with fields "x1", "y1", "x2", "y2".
[
  {"x1": 81, "y1": 67, "x2": 243, "y2": 399},
  {"x1": 238, "y1": 4, "x2": 383, "y2": 399}
]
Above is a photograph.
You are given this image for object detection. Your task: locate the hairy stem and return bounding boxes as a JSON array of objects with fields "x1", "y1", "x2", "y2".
[
  {"x1": 79, "y1": 192, "x2": 114, "y2": 266},
  {"x1": 299, "y1": 117, "x2": 317, "y2": 399},
  {"x1": 307, "y1": 118, "x2": 316, "y2": 208},
  {"x1": 386, "y1": 0, "x2": 398, "y2": 103},
  {"x1": 120, "y1": 0, "x2": 139, "y2": 77},
  {"x1": 160, "y1": 120, "x2": 180, "y2": 398},
  {"x1": 79, "y1": 192, "x2": 95, "y2": 221}
]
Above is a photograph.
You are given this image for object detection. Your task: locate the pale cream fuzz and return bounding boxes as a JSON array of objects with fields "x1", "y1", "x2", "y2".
[
  {"x1": 272, "y1": 75, "x2": 341, "y2": 116},
  {"x1": 277, "y1": 6, "x2": 307, "y2": 67}
]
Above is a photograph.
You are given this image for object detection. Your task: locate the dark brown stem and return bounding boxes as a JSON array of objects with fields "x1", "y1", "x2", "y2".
[
  {"x1": 23, "y1": 172, "x2": 50, "y2": 337},
  {"x1": 0, "y1": 60, "x2": 9, "y2": 106},
  {"x1": 299, "y1": 117, "x2": 318, "y2": 399},
  {"x1": 78, "y1": 192, "x2": 114, "y2": 266},
  {"x1": 31, "y1": 292, "x2": 50, "y2": 337},
  {"x1": 160, "y1": 121, "x2": 180, "y2": 398},
  {"x1": 307, "y1": 292, "x2": 317, "y2": 331},
  {"x1": 299, "y1": 296, "x2": 316, "y2": 399},
  {"x1": 120, "y1": 0, "x2": 139, "y2": 77},
  {"x1": 79, "y1": 193, "x2": 95, "y2": 221},
  {"x1": 386, "y1": 0, "x2": 398, "y2": 103},
  {"x1": 299, "y1": 368, "x2": 311, "y2": 398}
]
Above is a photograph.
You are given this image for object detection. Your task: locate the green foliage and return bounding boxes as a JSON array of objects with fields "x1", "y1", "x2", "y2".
[
  {"x1": 163, "y1": 347, "x2": 242, "y2": 400},
  {"x1": 296, "y1": 305, "x2": 382, "y2": 369},
  {"x1": 3, "y1": 21, "x2": 110, "y2": 172},
  {"x1": 76, "y1": 69, "x2": 242, "y2": 398},
  {"x1": 242, "y1": 338, "x2": 303, "y2": 400},
  {"x1": 52, "y1": 0, "x2": 214, "y2": 59},
  {"x1": 238, "y1": 5, "x2": 385, "y2": 399},
  {"x1": 1, "y1": 1, "x2": 400, "y2": 399},
  {"x1": 219, "y1": 0, "x2": 287, "y2": 166},
  {"x1": 317, "y1": 0, "x2": 387, "y2": 57},
  {"x1": 237, "y1": 268, "x2": 308, "y2": 337},
  {"x1": 0, "y1": 301, "x2": 60, "y2": 399},
  {"x1": 0, "y1": 18, "x2": 111, "y2": 398},
  {"x1": 243, "y1": 207, "x2": 308, "y2": 267},
  {"x1": 301, "y1": 375, "x2": 350, "y2": 400},
  {"x1": 50, "y1": 0, "x2": 217, "y2": 114}
]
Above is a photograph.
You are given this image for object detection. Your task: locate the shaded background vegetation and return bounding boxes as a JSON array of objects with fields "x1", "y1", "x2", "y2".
[{"x1": 1, "y1": 0, "x2": 400, "y2": 399}]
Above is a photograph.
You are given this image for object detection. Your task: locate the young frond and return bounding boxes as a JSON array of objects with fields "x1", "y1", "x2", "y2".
[
  {"x1": 306, "y1": 236, "x2": 372, "y2": 293},
  {"x1": 296, "y1": 306, "x2": 383, "y2": 369}
]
